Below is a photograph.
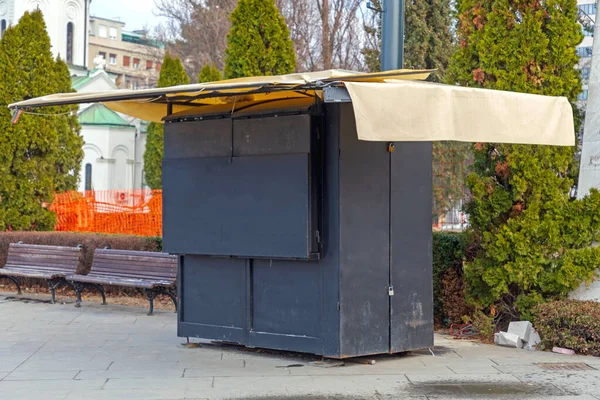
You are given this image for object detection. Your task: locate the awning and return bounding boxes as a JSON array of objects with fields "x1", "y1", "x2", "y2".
[{"x1": 8, "y1": 68, "x2": 575, "y2": 146}]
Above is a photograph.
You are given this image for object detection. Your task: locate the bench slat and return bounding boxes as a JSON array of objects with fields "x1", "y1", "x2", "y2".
[{"x1": 1, "y1": 244, "x2": 82, "y2": 278}]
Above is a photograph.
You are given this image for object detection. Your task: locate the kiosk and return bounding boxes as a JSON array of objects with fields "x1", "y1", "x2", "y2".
[{"x1": 9, "y1": 69, "x2": 576, "y2": 357}]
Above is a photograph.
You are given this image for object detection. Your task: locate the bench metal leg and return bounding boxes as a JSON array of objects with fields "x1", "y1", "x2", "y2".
[
  {"x1": 46, "y1": 278, "x2": 63, "y2": 304},
  {"x1": 0, "y1": 276, "x2": 21, "y2": 295},
  {"x1": 143, "y1": 288, "x2": 156, "y2": 316},
  {"x1": 73, "y1": 282, "x2": 83, "y2": 308},
  {"x1": 73, "y1": 282, "x2": 107, "y2": 307},
  {"x1": 163, "y1": 287, "x2": 177, "y2": 312},
  {"x1": 90, "y1": 284, "x2": 107, "y2": 305}
]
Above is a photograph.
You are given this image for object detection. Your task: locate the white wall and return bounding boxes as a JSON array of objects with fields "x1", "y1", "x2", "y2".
[
  {"x1": 78, "y1": 124, "x2": 136, "y2": 192},
  {"x1": 7, "y1": 0, "x2": 88, "y2": 67}
]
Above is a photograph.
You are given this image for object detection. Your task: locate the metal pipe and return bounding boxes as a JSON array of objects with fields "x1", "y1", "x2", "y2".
[{"x1": 381, "y1": 0, "x2": 405, "y2": 71}]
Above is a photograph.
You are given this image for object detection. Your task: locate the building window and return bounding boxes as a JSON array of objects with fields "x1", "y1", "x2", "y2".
[
  {"x1": 98, "y1": 51, "x2": 106, "y2": 60},
  {"x1": 583, "y1": 26, "x2": 594, "y2": 37},
  {"x1": 1, "y1": 20, "x2": 6, "y2": 38},
  {"x1": 146, "y1": 60, "x2": 153, "y2": 70},
  {"x1": 85, "y1": 163, "x2": 93, "y2": 191},
  {"x1": 578, "y1": 90, "x2": 589, "y2": 101},
  {"x1": 66, "y1": 22, "x2": 74, "y2": 64},
  {"x1": 581, "y1": 67, "x2": 591, "y2": 80},
  {"x1": 109, "y1": 27, "x2": 118, "y2": 40},
  {"x1": 123, "y1": 55, "x2": 130, "y2": 67},
  {"x1": 133, "y1": 58, "x2": 140, "y2": 69},
  {"x1": 579, "y1": 3, "x2": 596, "y2": 15},
  {"x1": 155, "y1": 62, "x2": 161, "y2": 72},
  {"x1": 98, "y1": 25, "x2": 107, "y2": 38},
  {"x1": 109, "y1": 53, "x2": 117, "y2": 65},
  {"x1": 577, "y1": 47, "x2": 593, "y2": 58}
]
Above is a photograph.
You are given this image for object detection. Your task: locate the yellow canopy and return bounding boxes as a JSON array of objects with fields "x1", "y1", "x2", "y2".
[{"x1": 8, "y1": 68, "x2": 575, "y2": 146}]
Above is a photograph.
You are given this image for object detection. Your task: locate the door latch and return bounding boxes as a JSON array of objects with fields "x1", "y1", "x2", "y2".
[{"x1": 388, "y1": 286, "x2": 395, "y2": 296}]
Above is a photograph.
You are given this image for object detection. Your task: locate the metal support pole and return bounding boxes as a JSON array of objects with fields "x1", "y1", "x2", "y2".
[{"x1": 381, "y1": 0, "x2": 405, "y2": 71}]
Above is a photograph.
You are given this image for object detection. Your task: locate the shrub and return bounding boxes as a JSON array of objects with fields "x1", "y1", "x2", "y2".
[
  {"x1": 534, "y1": 300, "x2": 600, "y2": 356},
  {"x1": 433, "y1": 231, "x2": 470, "y2": 325},
  {"x1": 0, "y1": 232, "x2": 161, "y2": 275}
]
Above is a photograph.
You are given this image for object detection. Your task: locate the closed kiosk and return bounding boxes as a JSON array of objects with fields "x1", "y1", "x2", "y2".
[
  {"x1": 162, "y1": 96, "x2": 433, "y2": 357},
  {"x1": 9, "y1": 69, "x2": 575, "y2": 358}
]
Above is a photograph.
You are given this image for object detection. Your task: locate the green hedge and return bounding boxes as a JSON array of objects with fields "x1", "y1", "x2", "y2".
[
  {"x1": 433, "y1": 231, "x2": 468, "y2": 324},
  {"x1": 534, "y1": 300, "x2": 600, "y2": 356},
  {"x1": 0, "y1": 232, "x2": 162, "y2": 275}
]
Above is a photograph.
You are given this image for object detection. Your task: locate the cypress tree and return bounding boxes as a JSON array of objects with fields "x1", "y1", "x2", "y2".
[
  {"x1": 0, "y1": 10, "x2": 83, "y2": 230},
  {"x1": 362, "y1": 0, "x2": 454, "y2": 79},
  {"x1": 448, "y1": 0, "x2": 595, "y2": 320},
  {"x1": 143, "y1": 53, "x2": 189, "y2": 189},
  {"x1": 224, "y1": 0, "x2": 296, "y2": 79},
  {"x1": 198, "y1": 64, "x2": 223, "y2": 83}
]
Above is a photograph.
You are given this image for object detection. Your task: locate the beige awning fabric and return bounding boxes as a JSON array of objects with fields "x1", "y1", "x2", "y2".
[
  {"x1": 345, "y1": 80, "x2": 575, "y2": 146},
  {"x1": 8, "y1": 69, "x2": 433, "y2": 123},
  {"x1": 8, "y1": 68, "x2": 575, "y2": 146}
]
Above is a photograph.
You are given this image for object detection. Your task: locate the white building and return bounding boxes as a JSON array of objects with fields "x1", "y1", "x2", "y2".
[
  {"x1": 72, "y1": 65, "x2": 147, "y2": 193},
  {"x1": 0, "y1": 0, "x2": 89, "y2": 74}
]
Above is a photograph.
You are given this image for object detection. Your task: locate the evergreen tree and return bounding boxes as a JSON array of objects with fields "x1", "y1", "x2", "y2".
[
  {"x1": 448, "y1": 0, "x2": 596, "y2": 321},
  {"x1": 143, "y1": 53, "x2": 189, "y2": 189},
  {"x1": 362, "y1": 0, "x2": 454, "y2": 79},
  {"x1": 224, "y1": 0, "x2": 295, "y2": 79},
  {"x1": 54, "y1": 57, "x2": 84, "y2": 192},
  {"x1": 0, "y1": 10, "x2": 83, "y2": 230},
  {"x1": 198, "y1": 64, "x2": 223, "y2": 83}
]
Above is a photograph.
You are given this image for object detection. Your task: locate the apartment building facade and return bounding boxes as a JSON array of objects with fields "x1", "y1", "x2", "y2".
[{"x1": 88, "y1": 16, "x2": 164, "y2": 89}]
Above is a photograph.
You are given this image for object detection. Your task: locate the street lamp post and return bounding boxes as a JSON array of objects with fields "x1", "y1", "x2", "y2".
[{"x1": 381, "y1": 0, "x2": 405, "y2": 71}]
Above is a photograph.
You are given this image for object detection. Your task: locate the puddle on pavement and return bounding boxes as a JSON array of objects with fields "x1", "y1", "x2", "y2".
[{"x1": 408, "y1": 381, "x2": 566, "y2": 397}]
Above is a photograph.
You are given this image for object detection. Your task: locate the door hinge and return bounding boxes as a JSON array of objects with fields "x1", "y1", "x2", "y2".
[
  {"x1": 337, "y1": 301, "x2": 340, "y2": 311},
  {"x1": 316, "y1": 230, "x2": 321, "y2": 244},
  {"x1": 388, "y1": 286, "x2": 395, "y2": 296}
]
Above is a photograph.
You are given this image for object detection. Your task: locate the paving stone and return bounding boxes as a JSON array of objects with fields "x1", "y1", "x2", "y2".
[
  {"x1": 76, "y1": 368, "x2": 186, "y2": 380},
  {"x1": 15, "y1": 359, "x2": 112, "y2": 372},
  {"x1": 103, "y1": 377, "x2": 212, "y2": 390},
  {"x1": 4, "y1": 370, "x2": 79, "y2": 380},
  {"x1": 0, "y1": 378, "x2": 106, "y2": 391},
  {"x1": 65, "y1": 389, "x2": 189, "y2": 400}
]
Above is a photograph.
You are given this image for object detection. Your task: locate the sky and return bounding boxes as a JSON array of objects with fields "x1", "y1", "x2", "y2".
[{"x1": 89, "y1": 0, "x2": 167, "y2": 31}]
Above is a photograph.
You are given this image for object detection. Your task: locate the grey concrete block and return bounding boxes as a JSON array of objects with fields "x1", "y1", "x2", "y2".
[
  {"x1": 524, "y1": 328, "x2": 542, "y2": 351},
  {"x1": 507, "y1": 321, "x2": 533, "y2": 343},
  {"x1": 494, "y1": 332, "x2": 523, "y2": 348}
]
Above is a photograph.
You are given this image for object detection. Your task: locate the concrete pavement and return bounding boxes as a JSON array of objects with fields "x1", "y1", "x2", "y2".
[{"x1": 1, "y1": 292, "x2": 599, "y2": 400}]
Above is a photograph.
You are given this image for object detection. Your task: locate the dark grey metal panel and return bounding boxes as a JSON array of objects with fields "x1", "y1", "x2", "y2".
[
  {"x1": 178, "y1": 255, "x2": 246, "y2": 343},
  {"x1": 163, "y1": 154, "x2": 312, "y2": 258},
  {"x1": 319, "y1": 104, "x2": 342, "y2": 358},
  {"x1": 233, "y1": 115, "x2": 311, "y2": 156},
  {"x1": 249, "y1": 259, "x2": 322, "y2": 354},
  {"x1": 164, "y1": 118, "x2": 232, "y2": 159},
  {"x1": 338, "y1": 104, "x2": 390, "y2": 357},
  {"x1": 390, "y1": 142, "x2": 434, "y2": 352}
]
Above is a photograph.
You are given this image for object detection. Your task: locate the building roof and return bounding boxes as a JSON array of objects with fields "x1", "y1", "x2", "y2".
[
  {"x1": 78, "y1": 103, "x2": 133, "y2": 127},
  {"x1": 89, "y1": 16, "x2": 126, "y2": 25},
  {"x1": 72, "y1": 75, "x2": 93, "y2": 90},
  {"x1": 122, "y1": 30, "x2": 165, "y2": 49}
]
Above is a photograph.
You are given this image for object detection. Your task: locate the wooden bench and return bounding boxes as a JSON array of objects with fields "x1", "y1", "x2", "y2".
[
  {"x1": 67, "y1": 248, "x2": 178, "y2": 315},
  {"x1": 0, "y1": 243, "x2": 82, "y2": 303}
]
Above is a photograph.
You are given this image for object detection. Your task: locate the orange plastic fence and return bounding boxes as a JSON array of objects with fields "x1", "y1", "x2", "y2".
[{"x1": 51, "y1": 190, "x2": 163, "y2": 237}]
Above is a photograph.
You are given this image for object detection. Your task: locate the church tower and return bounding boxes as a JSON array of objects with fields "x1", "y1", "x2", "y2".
[{"x1": 0, "y1": 0, "x2": 89, "y2": 68}]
